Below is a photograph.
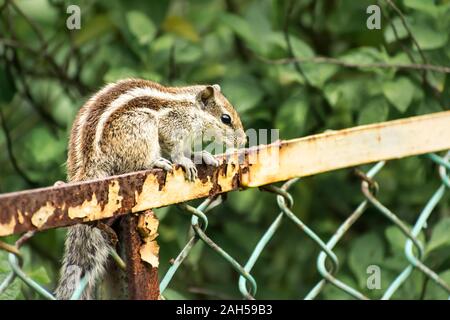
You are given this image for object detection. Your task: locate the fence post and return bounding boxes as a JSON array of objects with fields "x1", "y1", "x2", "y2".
[{"x1": 122, "y1": 210, "x2": 160, "y2": 300}]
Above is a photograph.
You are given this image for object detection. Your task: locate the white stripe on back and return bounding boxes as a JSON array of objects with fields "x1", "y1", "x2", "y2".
[
  {"x1": 74, "y1": 82, "x2": 118, "y2": 170},
  {"x1": 94, "y1": 86, "x2": 196, "y2": 151}
]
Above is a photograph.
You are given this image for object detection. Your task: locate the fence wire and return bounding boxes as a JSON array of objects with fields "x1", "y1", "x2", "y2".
[{"x1": 0, "y1": 152, "x2": 449, "y2": 300}]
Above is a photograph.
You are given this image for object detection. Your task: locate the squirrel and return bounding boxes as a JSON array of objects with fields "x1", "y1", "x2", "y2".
[{"x1": 55, "y1": 78, "x2": 246, "y2": 299}]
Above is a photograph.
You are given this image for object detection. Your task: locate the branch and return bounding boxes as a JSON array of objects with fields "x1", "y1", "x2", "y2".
[
  {"x1": 383, "y1": 0, "x2": 442, "y2": 101},
  {"x1": 257, "y1": 55, "x2": 450, "y2": 74},
  {"x1": 2, "y1": 1, "x2": 89, "y2": 96},
  {"x1": 378, "y1": 0, "x2": 416, "y2": 64},
  {"x1": 384, "y1": 0, "x2": 428, "y2": 66},
  {"x1": 283, "y1": 0, "x2": 309, "y2": 84},
  {"x1": 9, "y1": 0, "x2": 47, "y2": 48}
]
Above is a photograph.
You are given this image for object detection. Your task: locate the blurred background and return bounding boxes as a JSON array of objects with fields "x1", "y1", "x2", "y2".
[{"x1": 0, "y1": 0, "x2": 449, "y2": 299}]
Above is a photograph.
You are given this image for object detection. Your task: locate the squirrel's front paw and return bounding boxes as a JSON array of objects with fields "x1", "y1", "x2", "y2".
[
  {"x1": 152, "y1": 157, "x2": 173, "y2": 172},
  {"x1": 174, "y1": 157, "x2": 198, "y2": 182},
  {"x1": 197, "y1": 151, "x2": 219, "y2": 167}
]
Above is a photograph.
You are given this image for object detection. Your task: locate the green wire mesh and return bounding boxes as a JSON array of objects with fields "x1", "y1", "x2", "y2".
[{"x1": 1, "y1": 152, "x2": 449, "y2": 300}]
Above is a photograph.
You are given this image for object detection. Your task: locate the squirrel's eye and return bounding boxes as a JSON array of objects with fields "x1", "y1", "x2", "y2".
[{"x1": 220, "y1": 114, "x2": 232, "y2": 126}]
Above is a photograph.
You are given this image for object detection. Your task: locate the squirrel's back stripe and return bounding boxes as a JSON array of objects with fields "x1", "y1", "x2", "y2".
[
  {"x1": 69, "y1": 81, "x2": 118, "y2": 181},
  {"x1": 94, "y1": 86, "x2": 197, "y2": 152},
  {"x1": 70, "y1": 79, "x2": 151, "y2": 180}
]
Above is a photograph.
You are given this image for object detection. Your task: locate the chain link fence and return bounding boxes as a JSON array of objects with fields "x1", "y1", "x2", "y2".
[{"x1": 1, "y1": 151, "x2": 449, "y2": 300}]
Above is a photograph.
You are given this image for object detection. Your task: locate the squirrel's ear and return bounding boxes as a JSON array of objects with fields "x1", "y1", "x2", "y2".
[
  {"x1": 212, "y1": 84, "x2": 221, "y2": 92},
  {"x1": 198, "y1": 86, "x2": 215, "y2": 107}
]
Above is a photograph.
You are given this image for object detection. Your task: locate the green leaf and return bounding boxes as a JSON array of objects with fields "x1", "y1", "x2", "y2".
[
  {"x1": 275, "y1": 92, "x2": 309, "y2": 139},
  {"x1": 384, "y1": 17, "x2": 408, "y2": 43},
  {"x1": 25, "y1": 127, "x2": 66, "y2": 164},
  {"x1": 324, "y1": 79, "x2": 367, "y2": 111},
  {"x1": 27, "y1": 266, "x2": 51, "y2": 285},
  {"x1": 0, "y1": 274, "x2": 21, "y2": 300},
  {"x1": 174, "y1": 43, "x2": 203, "y2": 64},
  {"x1": 403, "y1": 0, "x2": 441, "y2": 18},
  {"x1": 163, "y1": 16, "x2": 200, "y2": 43},
  {"x1": 426, "y1": 217, "x2": 450, "y2": 254},
  {"x1": 348, "y1": 233, "x2": 385, "y2": 288},
  {"x1": 118, "y1": 0, "x2": 170, "y2": 27},
  {"x1": 357, "y1": 97, "x2": 389, "y2": 125},
  {"x1": 340, "y1": 47, "x2": 383, "y2": 65},
  {"x1": 222, "y1": 1, "x2": 273, "y2": 56},
  {"x1": 221, "y1": 14, "x2": 263, "y2": 54},
  {"x1": 220, "y1": 75, "x2": 263, "y2": 113},
  {"x1": 382, "y1": 77, "x2": 415, "y2": 113},
  {"x1": 74, "y1": 14, "x2": 114, "y2": 47},
  {"x1": 15, "y1": 0, "x2": 57, "y2": 25},
  {"x1": 290, "y1": 36, "x2": 314, "y2": 58},
  {"x1": 423, "y1": 269, "x2": 450, "y2": 300},
  {"x1": 303, "y1": 64, "x2": 338, "y2": 88},
  {"x1": 126, "y1": 11, "x2": 156, "y2": 45},
  {"x1": 385, "y1": 225, "x2": 425, "y2": 252},
  {"x1": 409, "y1": 23, "x2": 448, "y2": 50},
  {"x1": 0, "y1": 253, "x2": 9, "y2": 273}
]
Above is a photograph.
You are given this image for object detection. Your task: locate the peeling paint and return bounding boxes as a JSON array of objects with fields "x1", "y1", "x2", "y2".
[
  {"x1": 137, "y1": 212, "x2": 159, "y2": 240},
  {"x1": 17, "y1": 210, "x2": 24, "y2": 224},
  {"x1": 138, "y1": 211, "x2": 160, "y2": 268},
  {"x1": 31, "y1": 202, "x2": 54, "y2": 228},
  {"x1": 0, "y1": 216, "x2": 15, "y2": 236},
  {"x1": 68, "y1": 181, "x2": 123, "y2": 221},
  {"x1": 139, "y1": 241, "x2": 160, "y2": 268}
]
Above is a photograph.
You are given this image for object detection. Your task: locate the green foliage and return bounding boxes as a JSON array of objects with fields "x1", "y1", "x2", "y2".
[
  {"x1": 0, "y1": 0, "x2": 449, "y2": 300},
  {"x1": 426, "y1": 217, "x2": 450, "y2": 254}
]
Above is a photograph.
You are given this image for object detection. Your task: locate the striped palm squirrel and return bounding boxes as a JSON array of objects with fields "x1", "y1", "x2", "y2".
[{"x1": 55, "y1": 79, "x2": 246, "y2": 299}]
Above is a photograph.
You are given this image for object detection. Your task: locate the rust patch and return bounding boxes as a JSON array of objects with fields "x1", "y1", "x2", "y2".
[
  {"x1": 231, "y1": 172, "x2": 240, "y2": 190},
  {"x1": 0, "y1": 171, "x2": 146, "y2": 236},
  {"x1": 117, "y1": 171, "x2": 147, "y2": 213},
  {"x1": 122, "y1": 212, "x2": 159, "y2": 300},
  {"x1": 68, "y1": 180, "x2": 123, "y2": 221},
  {"x1": 196, "y1": 163, "x2": 227, "y2": 197},
  {"x1": 196, "y1": 163, "x2": 220, "y2": 184},
  {"x1": 153, "y1": 170, "x2": 168, "y2": 191}
]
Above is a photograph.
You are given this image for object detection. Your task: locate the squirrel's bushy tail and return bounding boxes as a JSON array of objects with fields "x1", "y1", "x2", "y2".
[{"x1": 55, "y1": 224, "x2": 111, "y2": 300}]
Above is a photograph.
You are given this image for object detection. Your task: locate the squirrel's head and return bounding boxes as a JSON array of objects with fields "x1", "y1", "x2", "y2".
[{"x1": 196, "y1": 84, "x2": 246, "y2": 149}]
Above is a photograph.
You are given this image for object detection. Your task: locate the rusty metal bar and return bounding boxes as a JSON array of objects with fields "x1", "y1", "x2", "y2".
[
  {"x1": 122, "y1": 211, "x2": 160, "y2": 300},
  {"x1": 1, "y1": 110, "x2": 450, "y2": 237}
]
